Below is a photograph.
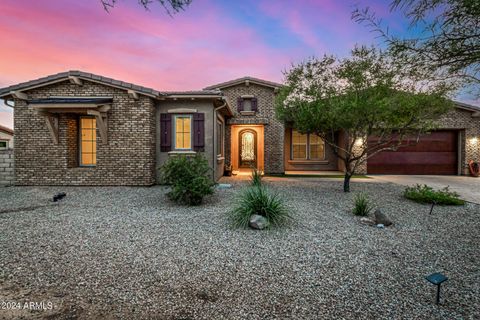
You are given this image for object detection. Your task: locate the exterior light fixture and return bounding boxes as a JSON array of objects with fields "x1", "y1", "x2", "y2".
[
  {"x1": 354, "y1": 138, "x2": 364, "y2": 146},
  {"x1": 469, "y1": 137, "x2": 478, "y2": 144},
  {"x1": 426, "y1": 272, "x2": 448, "y2": 305}
]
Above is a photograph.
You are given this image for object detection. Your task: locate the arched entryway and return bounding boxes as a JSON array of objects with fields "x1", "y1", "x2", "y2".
[{"x1": 239, "y1": 129, "x2": 257, "y2": 168}]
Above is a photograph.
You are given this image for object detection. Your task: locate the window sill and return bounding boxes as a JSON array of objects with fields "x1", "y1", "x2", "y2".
[
  {"x1": 240, "y1": 111, "x2": 256, "y2": 116},
  {"x1": 168, "y1": 150, "x2": 197, "y2": 155},
  {"x1": 288, "y1": 160, "x2": 329, "y2": 165}
]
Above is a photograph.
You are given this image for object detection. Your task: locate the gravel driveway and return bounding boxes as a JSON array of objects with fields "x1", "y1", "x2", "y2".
[{"x1": 0, "y1": 179, "x2": 479, "y2": 319}]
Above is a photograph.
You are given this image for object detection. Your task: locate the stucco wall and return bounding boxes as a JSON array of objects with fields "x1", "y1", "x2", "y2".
[
  {"x1": 156, "y1": 100, "x2": 223, "y2": 181},
  {"x1": 13, "y1": 80, "x2": 156, "y2": 186}
]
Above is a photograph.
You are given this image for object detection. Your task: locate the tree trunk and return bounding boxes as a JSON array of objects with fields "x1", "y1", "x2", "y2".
[{"x1": 343, "y1": 172, "x2": 352, "y2": 192}]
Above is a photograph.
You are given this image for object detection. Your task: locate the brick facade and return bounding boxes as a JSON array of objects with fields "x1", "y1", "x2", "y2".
[
  {"x1": 220, "y1": 83, "x2": 284, "y2": 174},
  {"x1": 5, "y1": 72, "x2": 480, "y2": 186},
  {"x1": 13, "y1": 80, "x2": 156, "y2": 186}
]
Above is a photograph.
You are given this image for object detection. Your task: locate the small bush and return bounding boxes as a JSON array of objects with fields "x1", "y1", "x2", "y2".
[
  {"x1": 250, "y1": 167, "x2": 263, "y2": 186},
  {"x1": 159, "y1": 154, "x2": 215, "y2": 205},
  {"x1": 352, "y1": 192, "x2": 372, "y2": 216},
  {"x1": 403, "y1": 184, "x2": 464, "y2": 205},
  {"x1": 230, "y1": 186, "x2": 290, "y2": 228}
]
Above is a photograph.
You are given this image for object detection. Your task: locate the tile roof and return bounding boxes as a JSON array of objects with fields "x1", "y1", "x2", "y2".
[
  {"x1": 0, "y1": 70, "x2": 161, "y2": 98},
  {"x1": 29, "y1": 98, "x2": 113, "y2": 104},
  {"x1": 203, "y1": 76, "x2": 283, "y2": 90}
]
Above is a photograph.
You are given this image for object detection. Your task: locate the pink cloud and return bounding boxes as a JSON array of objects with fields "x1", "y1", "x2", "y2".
[{"x1": 0, "y1": 0, "x2": 291, "y2": 91}]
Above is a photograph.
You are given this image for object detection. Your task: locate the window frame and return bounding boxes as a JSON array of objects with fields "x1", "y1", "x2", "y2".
[
  {"x1": 0, "y1": 140, "x2": 8, "y2": 149},
  {"x1": 290, "y1": 129, "x2": 325, "y2": 161},
  {"x1": 79, "y1": 116, "x2": 97, "y2": 167},
  {"x1": 173, "y1": 114, "x2": 193, "y2": 151},
  {"x1": 216, "y1": 117, "x2": 224, "y2": 158}
]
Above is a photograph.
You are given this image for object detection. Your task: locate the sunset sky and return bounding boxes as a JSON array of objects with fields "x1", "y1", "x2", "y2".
[{"x1": 0, "y1": 0, "x2": 477, "y2": 128}]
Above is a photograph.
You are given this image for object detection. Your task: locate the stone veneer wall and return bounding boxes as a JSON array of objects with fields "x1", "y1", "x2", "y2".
[
  {"x1": 14, "y1": 80, "x2": 156, "y2": 185},
  {"x1": 436, "y1": 107, "x2": 480, "y2": 174},
  {"x1": 0, "y1": 149, "x2": 14, "y2": 185},
  {"x1": 220, "y1": 83, "x2": 284, "y2": 174}
]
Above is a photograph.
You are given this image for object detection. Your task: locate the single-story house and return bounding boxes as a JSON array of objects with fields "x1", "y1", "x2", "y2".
[
  {"x1": 0, "y1": 124, "x2": 14, "y2": 150},
  {"x1": 0, "y1": 70, "x2": 479, "y2": 185}
]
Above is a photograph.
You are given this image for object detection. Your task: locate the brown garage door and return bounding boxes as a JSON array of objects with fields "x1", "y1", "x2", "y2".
[{"x1": 367, "y1": 131, "x2": 458, "y2": 175}]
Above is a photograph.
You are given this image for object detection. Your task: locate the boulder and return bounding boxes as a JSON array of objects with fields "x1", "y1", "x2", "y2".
[
  {"x1": 249, "y1": 214, "x2": 269, "y2": 230},
  {"x1": 360, "y1": 217, "x2": 376, "y2": 226},
  {"x1": 374, "y1": 209, "x2": 392, "y2": 226}
]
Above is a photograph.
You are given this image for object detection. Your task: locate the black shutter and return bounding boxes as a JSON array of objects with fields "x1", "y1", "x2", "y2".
[
  {"x1": 193, "y1": 113, "x2": 205, "y2": 152},
  {"x1": 160, "y1": 113, "x2": 172, "y2": 152},
  {"x1": 251, "y1": 97, "x2": 258, "y2": 111},
  {"x1": 237, "y1": 97, "x2": 244, "y2": 112}
]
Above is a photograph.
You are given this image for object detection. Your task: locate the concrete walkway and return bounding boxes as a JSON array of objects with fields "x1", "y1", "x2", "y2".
[{"x1": 369, "y1": 175, "x2": 480, "y2": 204}]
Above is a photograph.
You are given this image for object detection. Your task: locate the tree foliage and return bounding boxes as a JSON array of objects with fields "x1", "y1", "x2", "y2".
[
  {"x1": 101, "y1": 0, "x2": 192, "y2": 15},
  {"x1": 276, "y1": 46, "x2": 453, "y2": 192},
  {"x1": 353, "y1": 0, "x2": 480, "y2": 97}
]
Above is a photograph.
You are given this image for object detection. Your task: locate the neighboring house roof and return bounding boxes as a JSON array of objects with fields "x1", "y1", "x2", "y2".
[
  {"x1": 0, "y1": 124, "x2": 14, "y2": 135},
  {"x1": 0, "y1": 70, "x2": 162, "y2": 98},
  {"x1": 204, "y1": 76, "x2": 283, "y2": 90}
]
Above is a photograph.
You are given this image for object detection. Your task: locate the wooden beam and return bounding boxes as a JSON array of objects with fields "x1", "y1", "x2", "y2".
[
  {"x1": 10, "y1": 91, "x2": 28, "y2": 100},
  {"x1": 245, "y1": 80, "x2": 250, "y2": 87},
  {"x1": 68, "y1": 76, "x2": 83, "y2": 86},
  {"x1": 97, "y1": 105, "x2": 111, "y2": 113},
  {"x1": 127, "y1": 90, "x2": 139, "y2": 100},
  {"x1": 44, "y1": 115, "x2": 59, "y2": 145},
  {"x1": 87, "y1": 110, "x2": 108, "y2": 144},
  {"x1": 472, "y1": 111, "x2": 480, "y2": 118}
]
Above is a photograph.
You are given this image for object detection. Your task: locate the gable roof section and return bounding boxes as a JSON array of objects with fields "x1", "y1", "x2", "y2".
[
  {"x1": 0, "y1": 70, "x2": 161, "y2": 98},
  {"x1": 453, "y1": 100, "x2": 480, "y2": 112},
  {"x1": 204, "y1": 76, "x2": 283, "y2": 90}
]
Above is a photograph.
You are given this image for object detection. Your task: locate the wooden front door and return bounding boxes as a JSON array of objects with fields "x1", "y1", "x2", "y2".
[{"x1": 239, "y1": 129, "x2": 257, "y2": 168}]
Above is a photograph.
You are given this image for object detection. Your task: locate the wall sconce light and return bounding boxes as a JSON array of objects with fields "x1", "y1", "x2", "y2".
[
  {"x1": 469, "y1": 137, "x2": 478, "y2": 144},
  {"x1": 354, "y1": 138, "x2": 364, "y2": 146}
]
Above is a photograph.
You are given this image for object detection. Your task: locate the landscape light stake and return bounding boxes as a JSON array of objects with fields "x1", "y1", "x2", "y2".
[
  {"x1": 429, "y1": 201, "x2": 437, "y2": 215},
  {"x1": 426, "y1": 272, "x2": 448, "y2": 305}
]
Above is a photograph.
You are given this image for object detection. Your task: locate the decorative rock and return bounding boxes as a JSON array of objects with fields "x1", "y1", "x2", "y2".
[
  {"x1": 216, "y1": 183, "x2": 232, "y2": 189},
  {"x1": 376, "y1": 224, "x2": 385, "y2": 229},
  {"x1": 374, "y1": 209, "x2": 392, "y2": 226},
  {"x1": 360, "y1": 217, "x2": 376, "y2": 226},
  {"x1": 249, "y1": 214, "x2": 269, "y2": 230}
]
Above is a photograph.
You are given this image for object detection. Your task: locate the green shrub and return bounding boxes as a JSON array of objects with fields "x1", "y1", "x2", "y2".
[
  {"x1": 250, "y1": 167, "x2": 263, "y2": 186},
  {"x1": 352, "y1": 192, "x2": 372, "y2": 216},
  {"x1": 159, "y1": 154, "x2": 215, "y2": 205},
  {"x1": 403, "y1": 184, "x2": 464, "y2": 205},
  {"x1": 230, "y1": 186, "x2": 290, "y2": 228}
]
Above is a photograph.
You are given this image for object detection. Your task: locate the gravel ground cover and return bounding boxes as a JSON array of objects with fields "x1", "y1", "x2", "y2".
[{"x1": 0, "y1": 178, "x2": 479, "y2": 319}]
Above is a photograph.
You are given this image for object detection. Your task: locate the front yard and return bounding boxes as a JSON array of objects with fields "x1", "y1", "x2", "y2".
[{"x1": 0, "y1": 178, "x2": 479, "y2": 319}]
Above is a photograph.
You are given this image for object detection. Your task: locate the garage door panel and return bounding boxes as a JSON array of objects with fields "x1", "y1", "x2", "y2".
[
  {"x1": 368, "y1": 152, "x2": 457, "y2": 165},
  {"x1": 367, "y1": 130, "x2": 458, "y2": 175},
  {"x1": 367, "y1": 164, "x2": 457, "y2": 175}
]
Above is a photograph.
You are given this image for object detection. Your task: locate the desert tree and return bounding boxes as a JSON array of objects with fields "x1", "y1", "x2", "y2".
[
  {"x1": 353, "y1": 0, "x2": 480, "y2": 97},
  {"x1": 100, "y1": 0, "x2": 192, "y2": 15},
  {"x1": 276, "y1": 46, "x2": 454, "y2": 192}
]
